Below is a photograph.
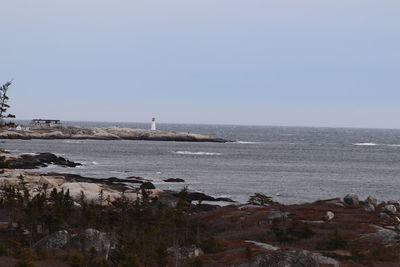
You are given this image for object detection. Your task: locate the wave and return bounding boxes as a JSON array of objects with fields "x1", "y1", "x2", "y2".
[
  {"x1": 63, "y1": 140, "x2": 82, "y2": 144},
  {"x1": 387, "y1": 144, "x2": 400, "y2": 147},
  {"x1": 353, "y1": 143, "x2": 378, "y2": 146},
  {"x1": 92, "y1": 161, "x2": 99, "y2": 165},
  {"x1": 236, "y1": 141, "x2": 259, "y2": 144},
  {"x1": 172, "y1": 151, "x2": 222, "y2": 156}
]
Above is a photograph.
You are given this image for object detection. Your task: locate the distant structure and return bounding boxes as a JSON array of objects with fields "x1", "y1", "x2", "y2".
[
  {"x1": 30, "y1": 119, "x2": 62, "y2": 129},
  {"x1": 151, "y1": 118, "x2": 156, "y2": 131}
]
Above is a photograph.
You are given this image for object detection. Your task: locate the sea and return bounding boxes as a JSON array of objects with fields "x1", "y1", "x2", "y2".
[{"x1": 2, "y1": 121, "x2": 400, "y2": 204}]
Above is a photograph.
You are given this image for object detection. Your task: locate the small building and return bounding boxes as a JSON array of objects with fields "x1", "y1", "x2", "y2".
[{"x1": 30, "y1": 119, "x2": 62, "y2": 129}]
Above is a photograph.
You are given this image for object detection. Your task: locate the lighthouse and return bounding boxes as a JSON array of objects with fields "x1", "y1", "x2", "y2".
[{"x1": 151, "y1": 117, "x2": 156, "y2": 131}]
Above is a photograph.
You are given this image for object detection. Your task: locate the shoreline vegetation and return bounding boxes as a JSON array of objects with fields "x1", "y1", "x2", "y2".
[
  {"x1": 0, "y1": 151, "x2": 400, "y2": 266},
  {"x1": 0, "y1": 126, "x2": 229, "y2": 143}
]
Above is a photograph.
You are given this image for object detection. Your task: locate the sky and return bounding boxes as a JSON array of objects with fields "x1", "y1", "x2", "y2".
[{"x1": 1, "y1": 0, "x2": 399, "y2": 128}]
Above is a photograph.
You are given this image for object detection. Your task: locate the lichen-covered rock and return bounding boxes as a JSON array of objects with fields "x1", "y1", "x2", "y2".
[{"x1": 344, "y1": 194, "x2": 359, "y2": 206}]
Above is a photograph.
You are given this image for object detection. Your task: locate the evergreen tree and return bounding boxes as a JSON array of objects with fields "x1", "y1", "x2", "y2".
[{"x1": 0, "y1": 81, "x2": 15, "y2": 125}]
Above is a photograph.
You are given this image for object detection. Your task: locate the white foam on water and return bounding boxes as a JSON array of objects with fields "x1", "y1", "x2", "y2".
[
  {"x1": 388, "y1": 144, "x2": 400, "y2": 147},
  {"x1": 63, "y1": 140, "x2": 82, "y2": 144},
  {"x1": 353, "y1": 142, "x2": 378, "y2": 146},
  {"x1": 92, "y1": 161, "x2": 99, "y2": 165},
  {"x1": 172, "y1": 151, "x2": 222, "y2": 156},
  {"x1": 236, "y1": 141, "x2": 259, "y2": 144}
]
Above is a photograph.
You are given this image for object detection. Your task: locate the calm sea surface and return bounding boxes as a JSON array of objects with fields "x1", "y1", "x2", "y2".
[{"x1": 2, "y1": 122, "x2": 400, "y2": 204}]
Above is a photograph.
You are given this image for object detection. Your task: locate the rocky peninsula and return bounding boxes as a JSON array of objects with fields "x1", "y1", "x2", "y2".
[
  {"x1": 0, "y1": 151, "x2": 400, "y2": 266},
  {"x1": 0, "y1": 126, "x2": 228, "y2": 142}
]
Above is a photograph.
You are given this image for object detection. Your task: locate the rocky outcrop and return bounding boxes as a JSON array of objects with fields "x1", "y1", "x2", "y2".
[
  {"x1": 344, "y1": 194, "x2": 359, "y2": 207},
  {"x1": 175, "y1": 191, "x2": 235, "y2": 203},
  {"x1": 140, "y1": 182, "x2": 156, "y2": 190},
  {"x1": 163, "y1": 178, "x2": 185, "y2": 183},
  {"x1": 0, "y1": 126, "x2": 229, "y2": 143},
  {"x1": 236, "y1": 250, "x2": 320, "y2": 267},
  {"x1": 384, "y1": 204, "x2": 397, "y2": 214},
  {"x1": 6, "y1": 153, "x2": 81, "y2": 169}
]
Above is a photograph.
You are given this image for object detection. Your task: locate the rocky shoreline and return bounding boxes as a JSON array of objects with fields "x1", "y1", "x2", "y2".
[
  {"x1": 1, "y1": 151, "x2": 400, "y2": 266},
  {"x1": 0, "y1": 126, "x2": 228, "y2": 142}
]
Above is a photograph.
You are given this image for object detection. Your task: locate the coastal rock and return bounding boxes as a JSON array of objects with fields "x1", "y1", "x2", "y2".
[
  {"x1": 360, "y1": 225, "x2": 398, "y2": 245},
  {"x1": 163, "y1": 178, "x2": 185, "y2": 183},
  {"x1": 236, "y1": 250, "x2": 319, "y2": 267},
  {"x1": 56, "y1": 182, "x2": 122, "y2": 203},
  {"x1": 34, "y1": 230, "x2": 70, "y2": 249},
  {"x1": 322, "y1": 211, "x2": 335, "y2": 221},
  {"x1": 6, "y1": 152, "x2": 81, "y2": 169},
  {"x1": 140, "y1": 182, "x2": 156, "y2": 190},
  {"x1": 365, "y1": 196, "x2": 378, "y2": 207},
  {"x1": 344, "y1": 194, "x2": 359, "y2": 207},
  {"x1": 379, "y1": 212, "x2": 391, "y2": 220},
  {"x1": 387, "y1": 200, "x2": 400, "y2": 206},
  {"x1": 364, "y1": 203, "x2": 375, "y2": 212},
  {"x1": 178, "y1": 192, "x2": 234, "y2": 203},
  {"x1": 0, "y1": 126, "x2": 229, "y2": 143},
  {"x1": 384, "y1": 204, "x2": 397, "y2": 214}
]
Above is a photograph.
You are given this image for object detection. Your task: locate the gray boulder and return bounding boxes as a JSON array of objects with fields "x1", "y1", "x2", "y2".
[
  {"x1": 140, "y1": 182, "x2": 156, "y2": 190},
  {"x1": 365, "y1": 196, "x2": 378, "y2": 207},
  {"x1": 344, "y1": 194, "x2": 359, "y2": 206},
  {"x1": 322, "y1": 211, "x2": 335, "y2": 221},
  {"x1": 360, "y1": 225, "x2": 398, "y2": 245},
  {"x1": 364, "y1": 203, "x2": 375, "y2": 212},
  {"x1": 388, "y1": 200, "x2": 400, "y2": 206},
  {"x1": 384, "y1": 204, "x2": 397, "y2": 214},
  {"x1": 34, "y1": 230, "x2": 70, "y2": 249}
]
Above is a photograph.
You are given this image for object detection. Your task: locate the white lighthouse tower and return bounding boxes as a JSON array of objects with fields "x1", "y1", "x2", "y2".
[{"x1": 151, "y1": 117, "x2": 156, "y2": 131}]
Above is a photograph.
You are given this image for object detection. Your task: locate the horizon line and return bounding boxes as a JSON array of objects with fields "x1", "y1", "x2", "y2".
[{"x1": 11, "y1": 118, "x2": 400, "y2": 131}]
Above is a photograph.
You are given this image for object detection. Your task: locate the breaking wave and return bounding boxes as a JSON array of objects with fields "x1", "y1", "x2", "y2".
[
  {"x1": 353, "y1": 143, "x2": 378, "y2": 146},
  {"x1": 236, "y1": 141, "x2": 259, "y2": 144},
  {"x1": 172, "y1": 151, "x2": 222, "y2": 156}
]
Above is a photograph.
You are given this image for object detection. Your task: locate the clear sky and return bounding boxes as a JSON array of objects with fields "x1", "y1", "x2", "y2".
[{"x1": 1, "y1": 0, "x2": 399, "y2": 128}]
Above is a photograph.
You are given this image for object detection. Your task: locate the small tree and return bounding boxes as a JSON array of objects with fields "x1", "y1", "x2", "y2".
[
  {"x1": 0, "y1": 81, "x2": 15, "y2": 125},
  {"x1": 247, "y1": 193, "x2": 276, "y2": 206}
]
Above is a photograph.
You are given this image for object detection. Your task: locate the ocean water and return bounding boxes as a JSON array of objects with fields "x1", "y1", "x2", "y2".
[{"x1": 2, "y1": 122, "x2": 400, "y2": 204}]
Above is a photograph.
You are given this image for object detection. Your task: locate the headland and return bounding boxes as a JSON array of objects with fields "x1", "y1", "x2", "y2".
[{"x1": 0, "y1": 126, "x2": 228, "y2": 142}]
